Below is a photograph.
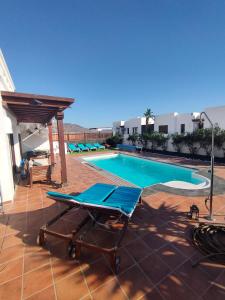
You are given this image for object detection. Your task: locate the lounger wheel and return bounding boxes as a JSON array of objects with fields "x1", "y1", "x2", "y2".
[
  {"x1": 67, "y1": 242, "x2": 76, "y2": 259},
  {"x1": 114, "y1": 256, "x2": 121, "y2": 274}
]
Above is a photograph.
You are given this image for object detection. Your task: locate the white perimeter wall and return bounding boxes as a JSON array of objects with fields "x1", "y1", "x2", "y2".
[{"x1": 22, "y1": 127, "x2": 50, "y2": 153}]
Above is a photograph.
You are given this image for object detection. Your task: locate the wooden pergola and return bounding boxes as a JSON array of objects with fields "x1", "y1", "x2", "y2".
[{"x1": 1, "y1": 91, "x2": 74, "y2": 185}]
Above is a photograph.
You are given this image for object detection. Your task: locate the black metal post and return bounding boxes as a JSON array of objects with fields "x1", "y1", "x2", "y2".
[{"x1": 199, "y1": 112, "x2": 215, "y2": 221}]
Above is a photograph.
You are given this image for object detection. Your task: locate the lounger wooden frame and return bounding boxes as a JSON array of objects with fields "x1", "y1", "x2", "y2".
[{"x1": 38, "y1": 197, "x2": 142, "y2": 273}]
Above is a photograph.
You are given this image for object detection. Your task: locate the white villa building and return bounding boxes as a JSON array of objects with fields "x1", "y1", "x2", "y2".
[
  {"x1": 113, "y1": 106, "x2": 225, "y2": 157},
  {"x1": 113, "y1": 107, "x2": 225, "y2": 137}
]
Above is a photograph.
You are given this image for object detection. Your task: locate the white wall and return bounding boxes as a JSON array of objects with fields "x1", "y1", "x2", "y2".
[
  {"x1": 176, "y1": 113, "x2": 200, "y2": 133},
  {"x1": 120, "y1": 112, "x2": 201, "y2": 136},
  {"x1": 21, "y1": 127, "x2": 50, "y2": 153},
  {"x1": 53, "y1": 141, "x2": 68, "y2": 154},
  {"x1": 0, "y1": 50, "x2": 20, "y2": 202},
  {"x1": 21, "y1": 129, "x2": 68, "y2": 155},
  {"x1": 204, "y1": 106, "x2": 225, "y2": 129},
  {"x1": 123, "y1": 117, "x2": 154, "y2": 140},
  {"x1": 154, "y1": 113, "x2": 178, "y2": 134},
  {"x1": 0, "y1": 101, "x2": 15, "y2": 202},
  {"x1": 112, "y1": 120, "x2": 125, "y2": 135},
  {"x1": 0, "y1": 50, "x2": 15, "y2": 91}
]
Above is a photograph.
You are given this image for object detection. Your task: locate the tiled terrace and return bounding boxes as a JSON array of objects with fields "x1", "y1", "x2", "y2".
[{"x1": 0, "y1": 152, "x2": 225, "y2": 300}]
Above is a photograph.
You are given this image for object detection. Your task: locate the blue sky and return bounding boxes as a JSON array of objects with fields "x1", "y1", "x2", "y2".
[{"x1": 1, "y1": 0, "x2": 225, "y2": 127}]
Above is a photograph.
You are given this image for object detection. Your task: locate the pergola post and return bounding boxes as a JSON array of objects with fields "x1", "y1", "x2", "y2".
[
  {"x1": 47, "y1": 120, "x2": 55, "y2": 166},
  {"x1": 56, "y1": 111, "x2": 67, "y2": 185}
]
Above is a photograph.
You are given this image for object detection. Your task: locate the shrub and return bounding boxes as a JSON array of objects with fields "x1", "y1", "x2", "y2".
[
  {"x1": 106, "y1": 134, "x2": 123, "y2": 147},
  {"x1": 148, "y1": 132, "x2": 168, "y2": 151},
  {"x1": 127, "y1": 133, "x2": 139, "y2": 145},
  {"x1": 172, "y1": 127, "x2": 225, "y2": 157},
  {"x1": 183, "y1": 131, "x2": 201, "y2": 156},
  {"x1": 197, "y1": 128, "x2": 212, "y2": 156},
  {"x1": 138, "y1": 132, "x2": 169, "y2": 151},
  {"x1": 214, "y1": 127, "x2": 225, "y2": 149},
  {"x1": 138, "y1": 133, "x2": 151, "y2": 149},
  {"x1": 154, "y1": 133, "x2": 169, "y2": 151},
  {"x1": 171, "y1": 133, "x2": 185, "y2": 153}
]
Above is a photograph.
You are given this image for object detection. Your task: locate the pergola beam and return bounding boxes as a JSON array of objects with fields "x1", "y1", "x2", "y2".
[
  {"x1": 9, "y1": 106, "x2": 58, "y2": 112},
  {"x1": 48, "y1": 120, "x2": 55, "y2": 166},
  {"x1": 1, "y1": 91, "x2": 74, "y2": 103},
  {"x1": 56, "y1": 111, "x2": 67, "y2": 184},
  {"x1": 4, "y1": 101, "x2": 68, "y2": 108}
]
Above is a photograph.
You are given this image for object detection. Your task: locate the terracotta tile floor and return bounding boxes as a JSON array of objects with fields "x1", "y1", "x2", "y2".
[{"x1": 0, "y1": 153, "x2": 225, "y2": 299}]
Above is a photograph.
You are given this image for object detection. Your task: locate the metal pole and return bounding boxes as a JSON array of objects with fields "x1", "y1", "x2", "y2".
[{"x1": 199, "y1": 112, "x2": 214, "y2": 221}]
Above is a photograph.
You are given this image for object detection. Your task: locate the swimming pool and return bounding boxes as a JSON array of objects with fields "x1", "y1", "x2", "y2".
[{"x1": 84, "y1": 154, "x2": 208, "y2": 189}]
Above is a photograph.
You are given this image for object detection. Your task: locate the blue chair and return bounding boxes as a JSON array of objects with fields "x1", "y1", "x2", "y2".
[
  {"x1": 86, "y1": 143, "x2": 97, "y2": 151},
  {"x1": 68, "y1": 143, "x2": 81, "y2": 152},
  {"x1": 93, "y1": 143, "x2": 105, "y2": 150},
  {"x1": 77, "y1": 143, "x2": 89, "y2": 151}
]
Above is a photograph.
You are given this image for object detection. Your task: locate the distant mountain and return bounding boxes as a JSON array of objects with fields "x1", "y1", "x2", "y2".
[{"x1": 53, "y1": 122, "x2": 88, "y2": 133}]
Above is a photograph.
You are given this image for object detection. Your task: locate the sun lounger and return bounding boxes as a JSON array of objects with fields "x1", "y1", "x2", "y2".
[
  {"x1": 94, "y1": 143, "x2": 105, "y2": 149},
  {"x1": 86, "y1": 143, "x2": 97, "y2": 151},
  {"x1": 38, "y1": 183, "x2": 142, "y2": 273},
  {"x1": 68, "y1": 143, "x2": 81, "y2": 152},
  {"x1": 77, "y1": 143, "x2": 89, "y2": 151}
]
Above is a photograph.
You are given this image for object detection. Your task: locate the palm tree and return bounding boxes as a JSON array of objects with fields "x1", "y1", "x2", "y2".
[{"x1": 143, "y1": 108, "x2": 154, "y2": 132}]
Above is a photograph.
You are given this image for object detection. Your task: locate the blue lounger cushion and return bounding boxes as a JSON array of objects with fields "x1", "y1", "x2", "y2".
[
  {"x1": 47, "y1": 183, "x2": 142, "y2": 217},
  {"x1": 75, "y1": 183, "x2": 117, "y2": 203},
  {"x1": 103, "y1": 186, "x2": 142, "y2": 216},
  {"x1": 47, "y1": 183, "x2": 117, "y2": 204}
]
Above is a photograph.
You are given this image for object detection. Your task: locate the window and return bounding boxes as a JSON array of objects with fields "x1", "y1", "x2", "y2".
[
  {"x1": 158, "y1": 125, "x2": 168, "y2": 134},
  {"x1": 180, "y1": 124, "x2": 185, "y2": 134},
  {"x1": 198, "y1": 122, "x2": 204, "y2": 129},
  {"x1": 149, "y1": 124, "x2": 154, "y2": 132},
  {"x1": 141, "y1": 124, "x2": 154, "y2": 134},
  {"x1": 121, "y1": 126, "x2": 125, "y2": 135},
  {"x1": 126, "y1": 128, "x2": 129, "y2": 134},
  {"x1": 132, "y1": 127, "x2": 138, "y2": 134}
]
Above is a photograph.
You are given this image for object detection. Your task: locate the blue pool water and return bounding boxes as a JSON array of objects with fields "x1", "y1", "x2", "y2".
[{"x1": 84, "y1": 154, "x2": 205, "y2": 188}]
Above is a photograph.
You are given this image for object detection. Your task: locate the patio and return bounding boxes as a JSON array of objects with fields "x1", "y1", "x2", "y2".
[{"x1": 0, "y1": 153, "x2": 225, "y2": 300}]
